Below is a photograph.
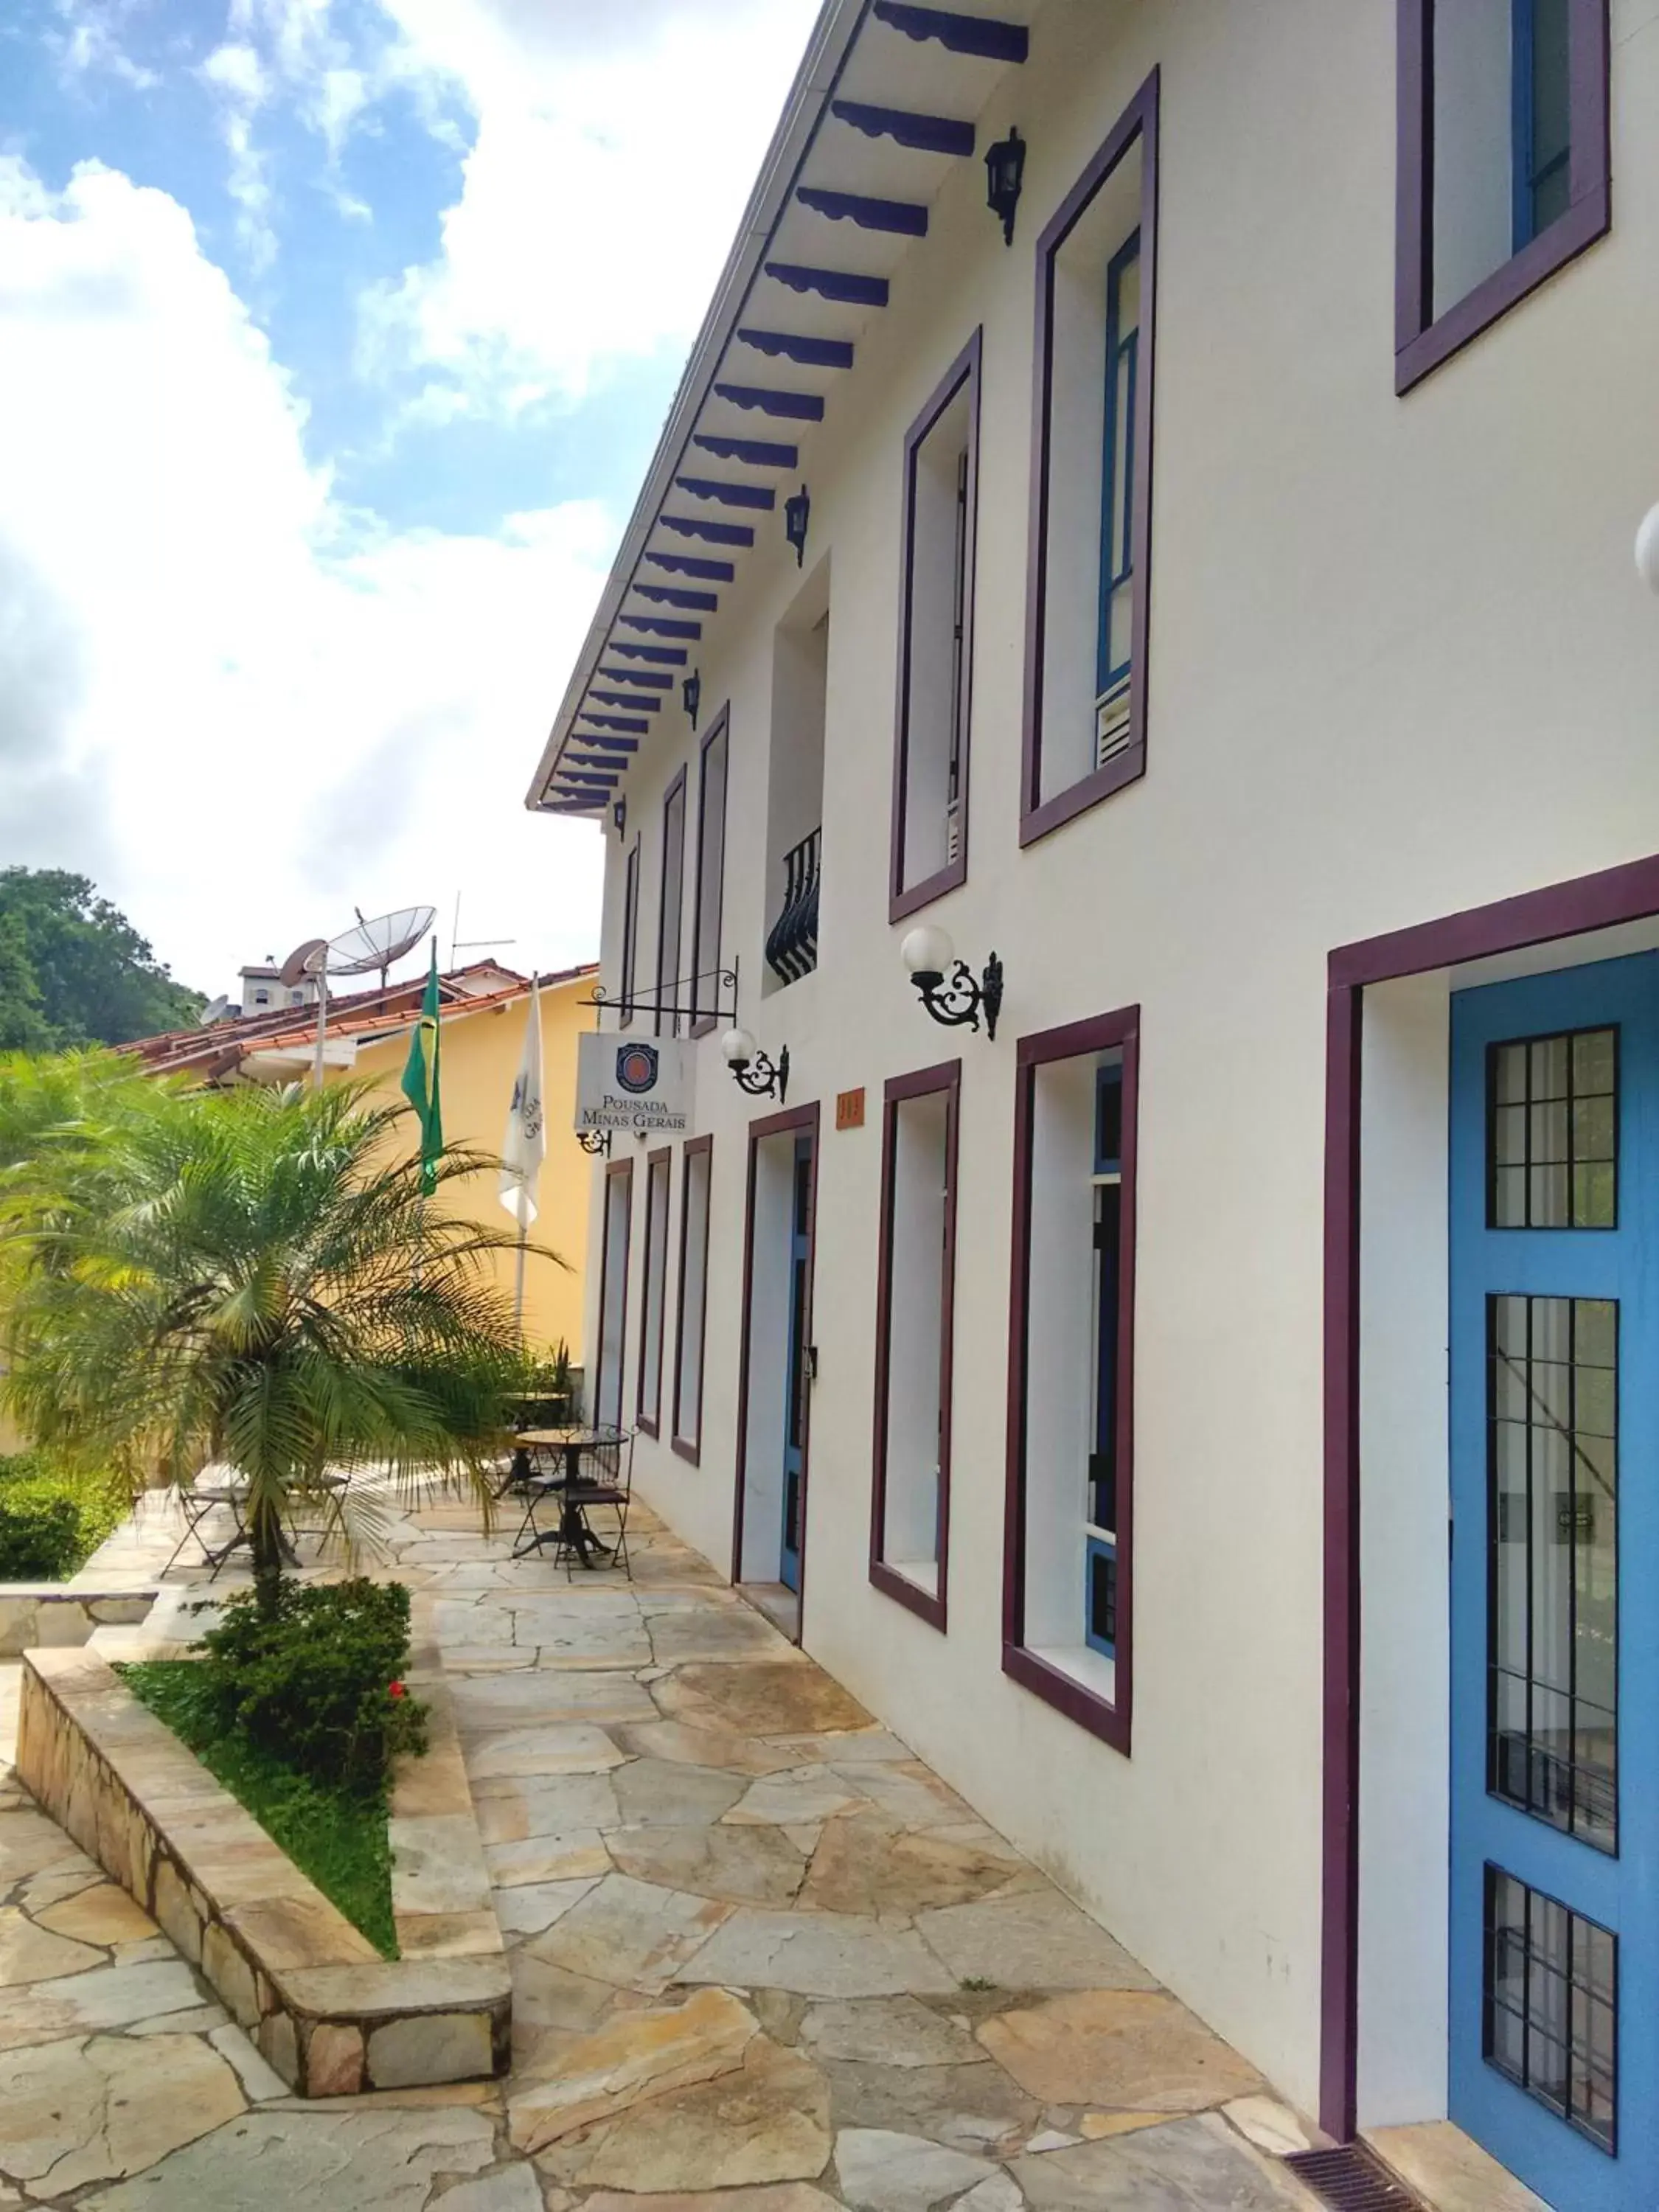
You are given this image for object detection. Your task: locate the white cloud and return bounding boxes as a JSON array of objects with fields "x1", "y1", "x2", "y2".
[
  {"x1": 51, "y1": 0, "x2": 161, "y2": 93},
  {"x1": 357, "y1": 0, "x2": 819, "y2": 411},
  {"x1": 0, "y1": 154, "x2": 611, "y2": 1001},
  {"x1": 202, "y1": 40, "x2": 268, "y2": 102}
]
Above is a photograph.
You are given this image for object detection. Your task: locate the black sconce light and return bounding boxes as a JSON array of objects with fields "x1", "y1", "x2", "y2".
[
  {"x1": 722, "y1": 1026, "x2": 789, "y2": 1102},
  {"x1": 901, "y1": 926, "x2": 1004, "y2": 1041},
  {"x1": 683, "y1": 668, "x2": 702, "y2": 731},
  {"x1": 611, "y1": 795, "x2": 627, "y2": 840},
  {"x1": 784, "y1": 484, "x2": 811, "y2": 568},
  {"x1": 577, "y1": 1128, "x2": 613, "y2": 1156},
  {"x1": 984, "y1": 125, "x2": 1026, "y2": 246}
]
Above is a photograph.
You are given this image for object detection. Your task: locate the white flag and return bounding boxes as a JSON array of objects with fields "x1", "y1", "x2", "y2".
[{"x1": 498, "y1": 981, "x2": 546, "y2": 1231}]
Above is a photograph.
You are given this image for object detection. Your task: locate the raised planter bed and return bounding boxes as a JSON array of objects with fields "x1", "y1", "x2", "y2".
[
  {"x1": 15, "y1": 1611, "x2": 508, "y2": 2096},
  {"x1": 0, "y1": 1585, "x2": 159, "y2": 1659}
]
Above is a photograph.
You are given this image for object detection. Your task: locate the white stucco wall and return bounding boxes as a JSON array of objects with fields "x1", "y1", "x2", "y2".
[{"x1": 574, "y1": 0, "x2": 1659, "y2": 2122}]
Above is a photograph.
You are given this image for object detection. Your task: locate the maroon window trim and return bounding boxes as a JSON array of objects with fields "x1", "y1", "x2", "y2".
[
  {"x1": 690, "y1": 710, "x2": 730, "y2": 1040},
  {"x1": 1318, "y1": 846, "x2": 1659, "y2": 2143},
  {"x1": 635, "y1": 1145, "x2": 672, "y2": 1438},
  {"x1": 890, "y1": 333, "x2": 981, "y2": 925},
  {"x1": 1394, "y1": 0, "x2": 1611, "y2": 395},
  {"x1": 672, "y1": 1132, "x2": 714, "y2": 1464},
  {"x1": 869, "y1": 1059, "x2": 961, "y2": 1631},
  {"x1": 1004, "y1": 1005, "x2": 1139, "y2": 1752},
  {"x1": 731, "y1": 1100, "x2": 819, "y2": 1641},
  {"x1": 594, "y1": 1156, "x2": 633, "y2": 1429},
  {"x1": 619, "y1": 836, "x2": 641, "y2": 1032},
  {"x1": 655, "y1": 767, "x2": 687, "y2": 1040},
  {"x1": 1020, "y1": 71, "x2": 1160, "y2": 850}
]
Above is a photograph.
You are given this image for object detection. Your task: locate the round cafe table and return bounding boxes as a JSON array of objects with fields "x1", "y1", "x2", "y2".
[{"x1": 510, "y1": 1428, "x2": 616, "y2": 1565}]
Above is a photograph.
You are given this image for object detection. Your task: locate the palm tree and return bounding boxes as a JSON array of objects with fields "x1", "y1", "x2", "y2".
[{"x1": 0, "y1": 1073, "x2": 550, "y2": 1610}]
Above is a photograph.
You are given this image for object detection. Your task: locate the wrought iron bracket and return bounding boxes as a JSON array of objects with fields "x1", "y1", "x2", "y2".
[
  {"x1": 911, "y1": 953, "x2": 1003, "y2": 1041},
  {"x1": 577, "y1": 1128, "x2": 612, "y2": 1156},
  {"x1": 728, "y1": 1042, "x2": 789, "y2": 1104},
  {"x1": 585, "y1": 964, "x2": 739, "y2": 1029}
]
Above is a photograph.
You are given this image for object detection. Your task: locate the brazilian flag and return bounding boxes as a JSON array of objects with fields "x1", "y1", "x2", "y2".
[{"x1": 400, "y1": 945, "x2": 443, "y2": 1192}]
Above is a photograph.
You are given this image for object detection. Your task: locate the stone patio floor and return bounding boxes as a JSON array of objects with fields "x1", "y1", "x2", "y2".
[{"x1": 0, "y1": 1486, "x2": 1333, "y2": 2210}]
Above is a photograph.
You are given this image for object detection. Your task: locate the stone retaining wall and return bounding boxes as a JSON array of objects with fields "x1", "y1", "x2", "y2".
[
  {"x1": 0, "y1": 1586, "x2": 159, "y2": 1659},
  {"x1": 16, "y1": 1643, "x2": 509, "y2": 2096}
]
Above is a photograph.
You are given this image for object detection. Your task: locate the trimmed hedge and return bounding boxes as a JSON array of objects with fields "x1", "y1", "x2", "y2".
[
  {"x1": 192, "y1": 1577, "x2": 428, "y2": 1800},
  {"x1": 0, "y1": 1455, "x2": 127, "y2": 1580}
]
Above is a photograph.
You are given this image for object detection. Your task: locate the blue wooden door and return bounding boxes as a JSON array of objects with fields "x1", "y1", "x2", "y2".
[
  {"x1": 779, "y1": 1134, "x2": 813, "y2": 1593},
  {"x1": 1450, "y1": 953, "x2": 1659, "y2": 2207}
]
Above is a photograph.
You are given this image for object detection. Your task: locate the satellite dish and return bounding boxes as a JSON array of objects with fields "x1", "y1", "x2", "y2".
[
  {"x1": 323, "y1": 905, "x2": 437, "y2": 992},
  {"x1": 278, "y1": 938, "x2": 328, "y2": 987},
  {"x1": 198, "y1": 995, "x2": 232, "y2": 1026}
]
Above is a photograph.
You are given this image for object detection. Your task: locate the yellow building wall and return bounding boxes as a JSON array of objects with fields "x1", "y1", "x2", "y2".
[{"x1": 351, "y1": 976, "x2": 595, "y2": 1361}]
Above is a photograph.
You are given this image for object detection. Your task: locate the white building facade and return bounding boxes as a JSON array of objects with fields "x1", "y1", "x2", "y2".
[{"x1": 527, "y1": 4, "x2": 1659, "y2": 2200}]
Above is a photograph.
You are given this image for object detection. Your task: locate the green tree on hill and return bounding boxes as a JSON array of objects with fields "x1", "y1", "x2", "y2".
[{"x1": 0, "y1": 868, "x2": 203, "y2": 1046}]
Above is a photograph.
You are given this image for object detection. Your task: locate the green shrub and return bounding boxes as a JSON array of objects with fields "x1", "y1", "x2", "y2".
[
  {"x1": 0, "y1": 1454, "x2": 127, "y2": 1579},
  {"x1": 193, "y1": 1577, "x2": 427, "y2": 1800}
]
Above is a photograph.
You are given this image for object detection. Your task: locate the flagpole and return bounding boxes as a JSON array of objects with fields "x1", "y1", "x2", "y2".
[{"x1": 514, "y1": 1217, "x2": 527, "y2": 1339}]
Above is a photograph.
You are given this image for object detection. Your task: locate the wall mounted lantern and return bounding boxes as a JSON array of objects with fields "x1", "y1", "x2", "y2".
[
  {"x1": 683, "y1": 668, "x2": 703, "y2": 729},
  {"x1": 1638, "y1": 504, "x2": 1659, "y2": 594},
  {"x1": 901, "y1": 925, "x2": 1004, "y2": 1041},
  {"x1": 784, "y1": 485, "x2": 811, "y2": 568},
  {"x1": 985, "y1": 126, "x2": 1026, "y2": 246},
  {"x1": 723, "y1": 1026, "x2": 789, "y2": 1102},
  {"x1": 577, "y1": 1128, "x2": 613, "y2": 1156},
  {"x1": 611, "y1": 796, "x2": 627, "y2": 839}
]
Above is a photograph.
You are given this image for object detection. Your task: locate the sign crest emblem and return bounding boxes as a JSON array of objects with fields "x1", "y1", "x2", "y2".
[{"x1": 615, "y1": 1043, "x2": 659, "y2": 1094}]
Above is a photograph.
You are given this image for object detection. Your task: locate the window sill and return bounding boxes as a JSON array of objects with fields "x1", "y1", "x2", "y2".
[
  {"x1": 1020, "y1": 740, "x2": 1145, "y2": 849},
  {"x1": 1395, "y1": 186, "x2": 1610, "y2": 395},
  {"x1": 671, "y1": 1434, "x2": 701, "y2": 1466},
  {"x1": 1004, "y1": 1639, "x2": 1128, "y2": 1753},
  {"x1": 637, "y1": 1414, "x2": 660, "y2": 1441},
  {"x1": 871, "y1": 1557, "x2": 947, "y2": 1632},
  {"x1": 890, "y1": 855, "x2": 967, "y2": 928}
]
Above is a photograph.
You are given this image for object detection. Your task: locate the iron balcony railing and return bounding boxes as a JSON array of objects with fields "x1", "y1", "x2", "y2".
[{"x1": 765, "y1": 827, "x2": 820, "y2": 986}]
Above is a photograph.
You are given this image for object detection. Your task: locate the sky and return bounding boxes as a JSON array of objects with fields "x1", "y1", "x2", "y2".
[{"x1": 0, "y1": 0, "x2": 818, "y2": 1004}]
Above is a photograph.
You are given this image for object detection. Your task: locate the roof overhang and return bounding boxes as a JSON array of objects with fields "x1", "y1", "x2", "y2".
[{"x1": 525, "y1": 0, "x2": 1037, "y2": 821}]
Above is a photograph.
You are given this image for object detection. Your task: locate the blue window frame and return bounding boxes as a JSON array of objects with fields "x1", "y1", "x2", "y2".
[
  {"x1": 1512, "y1": 0, "x2": 1572, "y2": 251},
  {"x1": 1096, "y1": 232, "x2": 1141, "y2": 728},
  {"x1": 1086, "y1": 1060, "x2": 1124, "y2": 1658}
]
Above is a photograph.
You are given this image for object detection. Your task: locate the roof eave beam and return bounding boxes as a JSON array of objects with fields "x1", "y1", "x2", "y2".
[
  {"x1": 673, "y1": 474, "x2": 777, "y2": 511},
  {"x1": 872, "y1": 1, "x2": 1029, "y2": 63},
  {"x1": 737, "y1": 329, "x2": 855, "y2": 369},
  {"x1": 763, "y1": 262, "x2": 890, "y2": 307},
  {"x1": 713, "y1": 382, "x2": 826, "y2": 422},
  {"x1": 797, "y1": 185, "x2": 928, "y2": 237},
  {"x1": 830, "y1": 100, "x2": 975, "y2": 156}
]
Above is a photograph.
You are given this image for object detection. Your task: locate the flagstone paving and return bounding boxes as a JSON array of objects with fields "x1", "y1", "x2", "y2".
[{"x1": 0, "y1": 1487, "x2": 1326, "y2": 2207}]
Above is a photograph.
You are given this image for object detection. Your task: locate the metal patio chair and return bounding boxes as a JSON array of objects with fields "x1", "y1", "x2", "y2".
[{"x1": 554, "y1": 1425, "x2": 635, "y2": 1580}]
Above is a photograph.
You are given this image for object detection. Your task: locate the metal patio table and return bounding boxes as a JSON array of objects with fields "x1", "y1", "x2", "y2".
[{"x1": 510, "y1": 1427, "x2": 618, "y2": 1566}]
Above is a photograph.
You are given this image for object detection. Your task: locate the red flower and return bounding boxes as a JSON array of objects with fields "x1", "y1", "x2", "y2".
[{"x1": 389, "y1": 1680, "x2": 406, "y2": 1699}]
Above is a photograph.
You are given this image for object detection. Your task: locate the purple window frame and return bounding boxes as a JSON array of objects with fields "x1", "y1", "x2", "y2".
[
  {"x1": 618, "y1": 836, "x2": 641, "y2": 1032},
  {"x1": 869, "y1": 1059, "x2": 961, "y2": 1632},
  {"x1": 1394, "y1": 0, "x2": 1611, "y2": 394},
  {"x1": 636, "y1": 1145, "x2": 672, "y2": 1438},
  {"x1": 690, "y1": 710, "x2": 730, "y2": 1040},
  {"x1": 1020, "y1": 71, "x2": 1160, "y2": 849},
  {"x1": 1004, "y1": 1004, "x2": 1140, "y2": 1753},
  {"x1": 655, "y1": 768, "x2": 686, "y2": 1039},
  {"x1": 890, "y1": 333, "x2": 981, "y2": 924},
  {"x1": 672, "y1": 1133, "x2": 714, "y2": 1464},
  {"x1": 593, "y1": 1156, "x2": 633, "y2": 1431},
  {"x1": 731, "y1": 1101, "x2": 820, "y2": 1630}
]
